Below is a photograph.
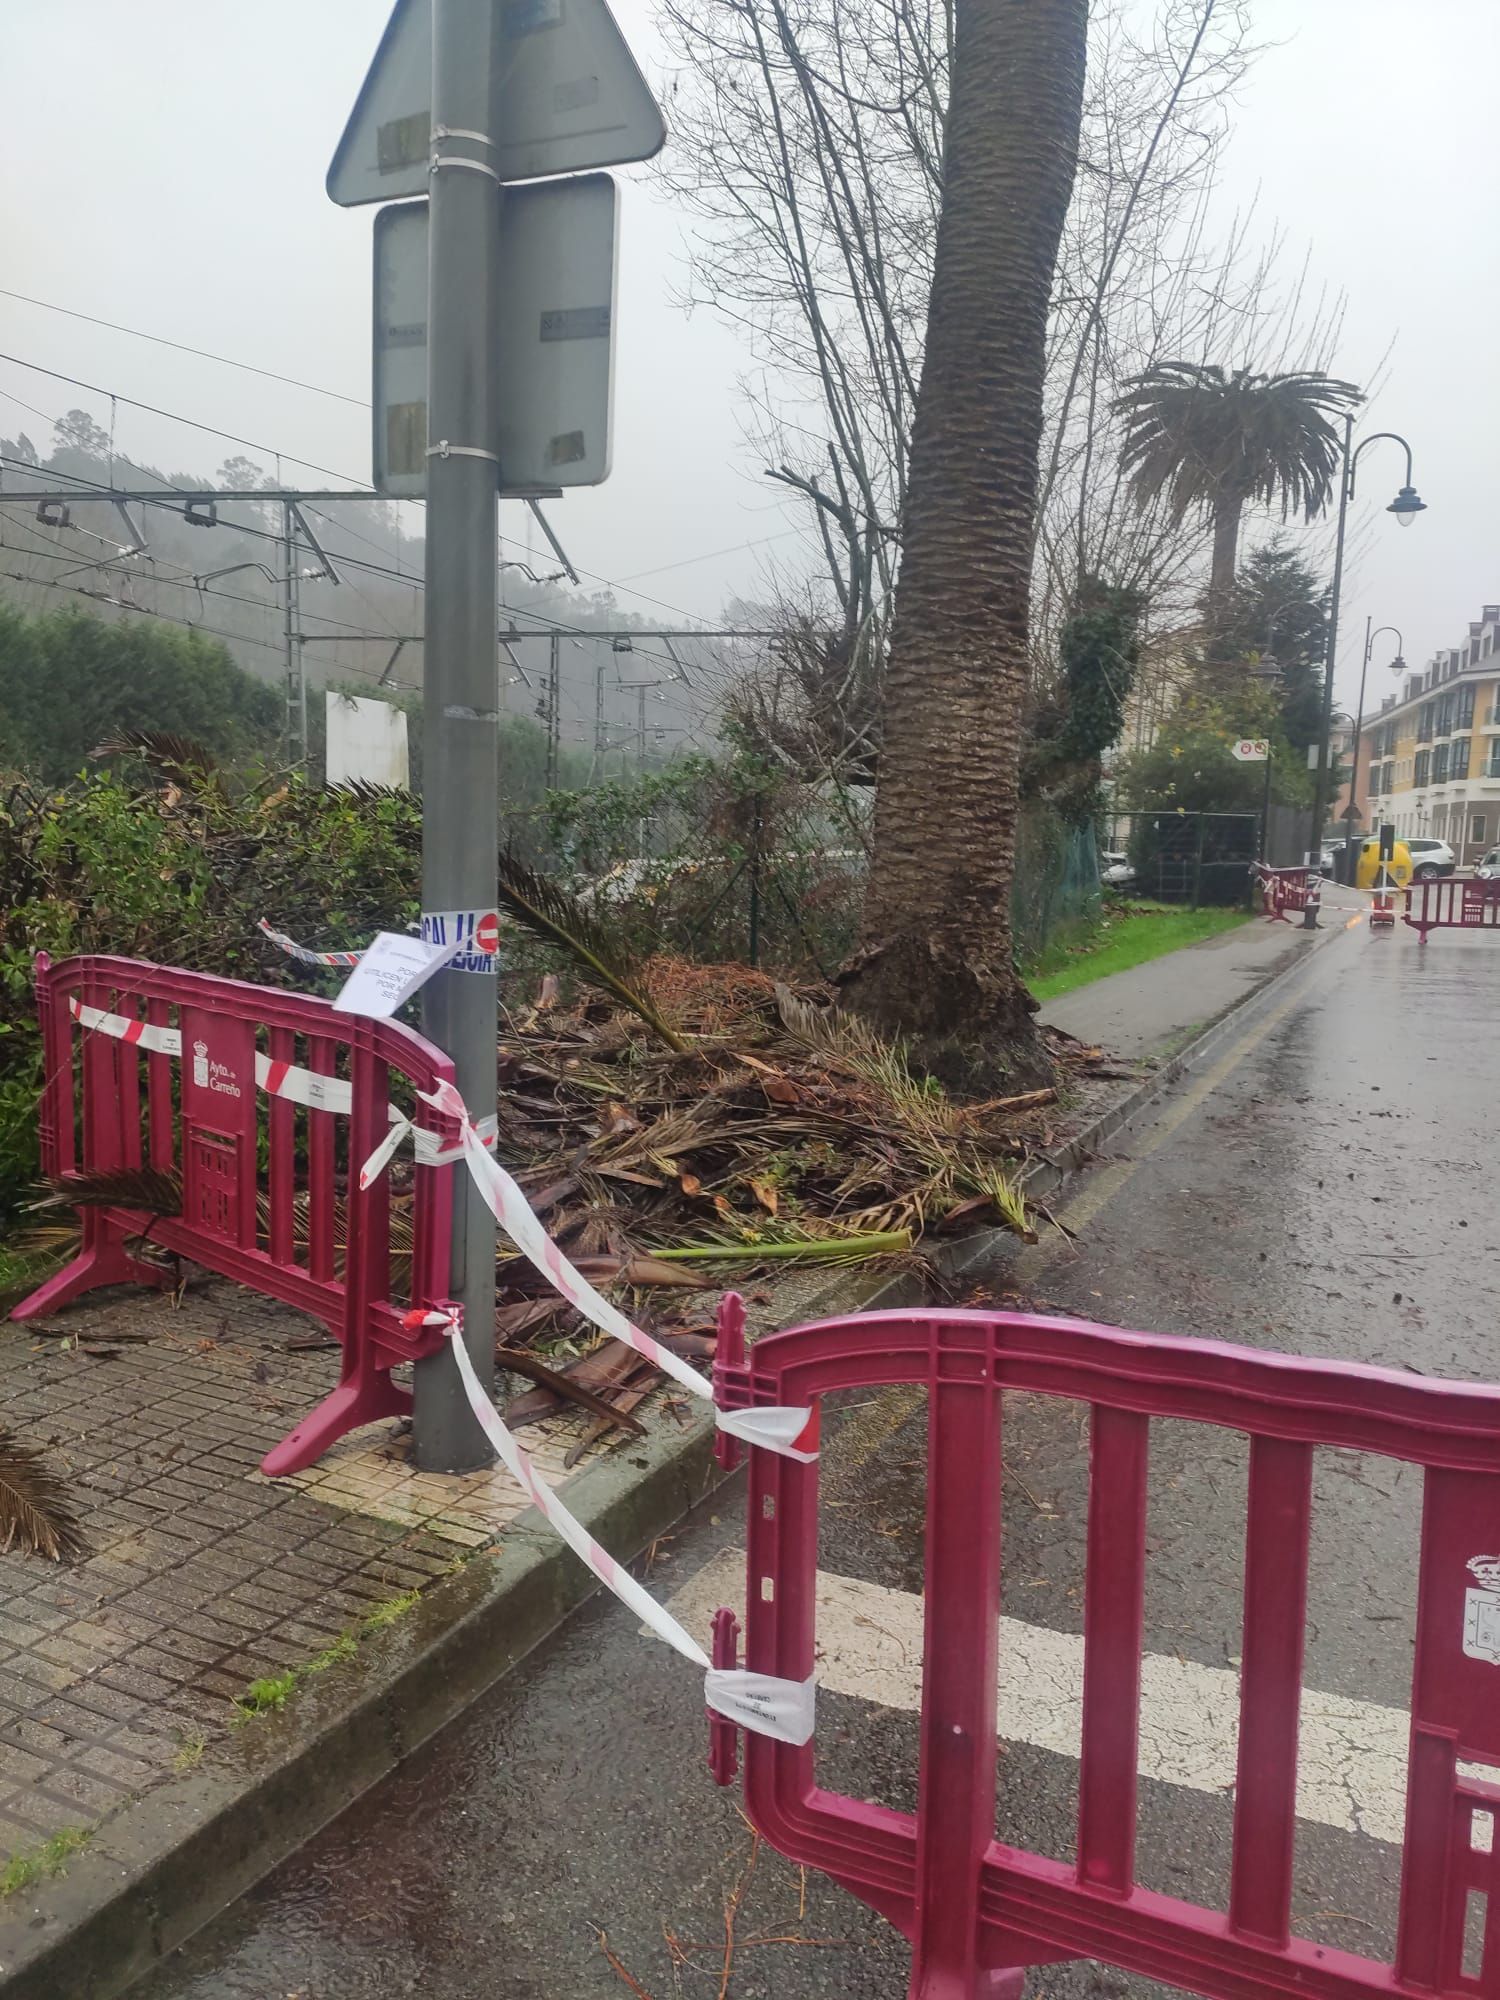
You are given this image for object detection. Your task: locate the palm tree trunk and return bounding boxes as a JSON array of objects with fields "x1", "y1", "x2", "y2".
[
  {"x1": 839, "y1": 0, "x2": 1088, "y2": 1091},
  {"x1": 1209, "y1": 496, "x2": 1243, "y2": 609}
]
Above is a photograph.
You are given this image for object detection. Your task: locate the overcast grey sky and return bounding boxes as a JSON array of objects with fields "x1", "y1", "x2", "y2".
[{"x1": 2, "y1": 0, "x2": 1496, "y2": 709}]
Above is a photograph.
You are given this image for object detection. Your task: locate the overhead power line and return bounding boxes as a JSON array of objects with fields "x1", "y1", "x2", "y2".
[
  {"x1": 0, "y1": 351, "x2": 367, "y2": 485},
  {"x1": 0, "y1": 287, "x2": 366, "y2": 408},
  {"x1": 0, "y1": 352, "x2": 761, "y2": 627}
]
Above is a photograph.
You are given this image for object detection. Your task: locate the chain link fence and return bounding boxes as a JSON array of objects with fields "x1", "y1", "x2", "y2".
[
  {"x1": 1104, "y1": 809, "x2": 1261, "y2": 906},
  {"x1": 503, "y1": 762, "x2": 1106, "y2": 979}
]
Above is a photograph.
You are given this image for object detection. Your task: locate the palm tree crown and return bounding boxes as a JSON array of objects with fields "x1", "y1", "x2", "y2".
[{"x1": 1114, "y1": 363, "x2": 1363, "y2": 603}]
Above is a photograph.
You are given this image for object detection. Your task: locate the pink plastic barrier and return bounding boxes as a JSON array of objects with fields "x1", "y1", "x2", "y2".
[
  {"x1": 1403, "y1": 876, "x2": 1500, "y2": 944},
  {"x1": 1252, "y1": 862, "x2": 1320, "y2": 923},
  {"x1": 11, "y1": 953, "x2": 460, "y2": 1475},
  {"x1": 709, "y1": 1305, "x2": 1500, "y2": 1998}
]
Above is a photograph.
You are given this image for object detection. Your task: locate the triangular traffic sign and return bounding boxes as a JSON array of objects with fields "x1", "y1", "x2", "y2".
[{"x1": 328, "y1": 0, "x2": 666, "y2": 206}]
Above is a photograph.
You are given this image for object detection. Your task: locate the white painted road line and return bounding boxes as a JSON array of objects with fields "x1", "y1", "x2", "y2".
[{"x1": 659, "y1": 1549, "x2": 1488, "y2": 1852}]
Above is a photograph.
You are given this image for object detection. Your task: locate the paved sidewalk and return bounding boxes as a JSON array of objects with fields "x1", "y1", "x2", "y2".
[
  {"x1": 1037, "y1": 910, "x2": 1321, "y2": 1059},
  {"x1": 0, "y1": 1278, "x2": 655, "y2": 1993}
]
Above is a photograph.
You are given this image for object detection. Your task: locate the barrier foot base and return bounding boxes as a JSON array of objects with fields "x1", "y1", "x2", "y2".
[
  {"x1": 9, "y1": 1234, "x2": 174, "y2": 1323},
  {"x1": 910, "y1": 1965, "x2": 1026, "y2": 1998},
  {"x1": 261, "y1": 1372, "x2": 412, "y2": 1478}
]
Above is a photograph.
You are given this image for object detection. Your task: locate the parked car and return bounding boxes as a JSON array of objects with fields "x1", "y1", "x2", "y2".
[
  {"x1": 1099, "y1": 850, "x2": 1136, "y2": 888},
  {"x1": 1475, "y1": 847, "x2": 1500, "y2": 881},
  {"x1": 1403, "y1": 837, "x2": 1456, "y2": 880}
]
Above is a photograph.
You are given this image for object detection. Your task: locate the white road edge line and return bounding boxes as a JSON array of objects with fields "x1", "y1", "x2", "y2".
[{"x1": 657, "y1": 1548, "x2": 1496, "y2": 1853}]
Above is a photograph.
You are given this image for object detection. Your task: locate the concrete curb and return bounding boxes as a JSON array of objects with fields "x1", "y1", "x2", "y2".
[{"x1": 1, "y1": 915, "x2": 1347, "y2": 1999}]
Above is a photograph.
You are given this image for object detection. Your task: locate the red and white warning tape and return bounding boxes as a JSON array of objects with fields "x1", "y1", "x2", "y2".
[
  {"x1": 66, "y1": 997, "x2": 496, "y2": 1164},
  {"x1": 257, "y1": 918, "x2": 363, "y2": 968},
  {"x1": 403, "y1": 1076, "x2": 819, "y2": 1465},
  {"x1": 68, "y1": 999, "x2": 182, "y2": 1057},
  {"x1": 408, "y1": 1306, "x2": 815, "y2": 1746}
]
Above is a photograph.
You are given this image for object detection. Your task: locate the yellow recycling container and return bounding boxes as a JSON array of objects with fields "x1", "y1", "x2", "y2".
[{"x1": 1356, "y1": 838, "x2": 1412, "y2": 891}]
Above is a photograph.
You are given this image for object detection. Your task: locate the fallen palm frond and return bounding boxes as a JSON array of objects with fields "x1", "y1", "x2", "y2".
[
  {"x1": 92, "y1": 728, "x2": 218, "y2": 787},
  {"x1": 496, "y1": 850, "x2": 688, "y2": 1051},
  {"x1": 496, "y1": 1347, "x2": 648, "y2": 1436},
  {"x1": 646, "y1": 1226, "x2": 912, "y2": 1265},
  {"x1": 325, "y1": 777, "x2": 407, "y2": 804},
  {"x1": 0, "y1": 1428, "x2": 86, "y2": 1561},
  {"x1": 27, "y1": 1167, "x2": 182, "y2": 1217}
]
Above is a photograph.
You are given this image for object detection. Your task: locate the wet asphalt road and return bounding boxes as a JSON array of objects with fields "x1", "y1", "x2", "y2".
[{"x1": 135, "y1": 917, "x2": 1500, "y2": 2000}]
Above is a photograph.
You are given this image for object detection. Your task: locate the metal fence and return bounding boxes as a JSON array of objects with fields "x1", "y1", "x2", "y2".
[
  {"x1": 501, "y1": 771, "x2": 1105, "y2": 979},
  {"x1": 1106, "y1": 810, "x2": 1261, "y2": 907}
]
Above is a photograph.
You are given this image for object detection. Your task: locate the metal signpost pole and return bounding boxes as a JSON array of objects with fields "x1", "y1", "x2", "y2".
[{"x1": 413, "y1": 0, "x2": 502, "y2": 1470}]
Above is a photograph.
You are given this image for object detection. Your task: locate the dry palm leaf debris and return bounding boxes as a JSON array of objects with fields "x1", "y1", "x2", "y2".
[{"x1": 470, "y1": 947, "x2": 1114, "y2": 1438}]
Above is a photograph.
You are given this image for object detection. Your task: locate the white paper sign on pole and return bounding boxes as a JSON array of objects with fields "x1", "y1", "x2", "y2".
[
  {"x1": 373, "y1": 180, "x2": 617, "y2": 497},
  {"x1": 334, "y1": 932, "x2": 461, "y2": 1019},
  {"x1": 328, "y1": 0, "x2": 666, "y2": 208}
]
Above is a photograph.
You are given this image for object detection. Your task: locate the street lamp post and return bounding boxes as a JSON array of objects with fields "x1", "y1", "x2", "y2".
[
  {"x1": 1339, "y1": 621, "x2": 1405, "y2": 873},
  {"x1": 1307, "y1": 424, "x2": 1426, "y2": 926}
]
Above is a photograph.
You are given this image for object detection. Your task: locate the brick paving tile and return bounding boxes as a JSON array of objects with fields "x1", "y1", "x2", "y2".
[
  {"x1": 54, "y1": 1680, "x2": 149, "y2": 1730},
  {"x1": 154, "y1": 1687, "x2": 234, "y2": 1731},
  {"x1": 33, "y1": 1633, "x2": 114, "y2": 1675},
  {"x1": 120, "y1": 1646, "x2": 201, "y2": 1687},
  {"x1": 134, "y1": 1515, "x2": 224, "y2": 1551},
  {"x1": 5, "y1": 1788, "x2": 102, "y2": 1841},
  {"x1": 40, "y1": 1764, "x2": 127, "y2": 1816},
  {"x1": 60, "y1": 1618, "x2": 136, "y2": 1655},
  {"x1": 160, "y1": 1462, "x2": 228, "y2": 1490},
  {"x1": 27, "y1": 1696, "x2": 124, "y2": 1747},
  {"x1": 0, "y1": 1615, "x2": 53, "y2": 1652},
  {"x1": 8, "y1": 1599, "x2": 75, "y2": 1633},
  {"x1": 0, "y1": 1741, "x2": 50, "y2": 1786},
  {"x1": 271, "y1": 1552, "x2": 350, "y2": 1588},
  {"x1": 272, "y1": 1618, "x2": 354, "y2": 1654},
  {"x1": 161, "y1": 1608, "x2": 248, "y2": 1650},
  {"x1": 162, "y1": 1626, "x2": 231, "y2": 1668},
  {"x1": 223, "y1": 1579, "x2": 315, "y2": 1618},
  {"x1": 193, "y1": 1668, "x2": 252, "y2": 1703},
  {"x1": 13, "y1": 1577, "x2": 89, "y2": 1616},
  {"x1": 0, "y1": 1670, "x2": 54, "y2": 1715},
  {"x1": 373, "y1": 1557, "x2": 458, "y2": 1591},
  {"x1": 0, "y1": 1808, "x2": 44, "y2": 1858},
  {"x1": 216, "y1": 1644, "x2": 293, "y2": 1678},
  {"x1": 76, "y1": 1740, "x2": 164, "y2": 1787},
  {"x1": 97, "y1": 1662, "x2": 176, "y2": 1702},
  {"x1": 134, "y1": 1570, "x2": 217, "y2": 1614},
  {"x1": 7, "y1": 1650, "x2": 87, "y2": 1695},
  {"x1": 198, "y1": 1598, "x2": 266, "y2": 1634},
  {"x1": 104, "y1": 1721, "x2": 181, "y2": 1762},
  {"x1": 4, "y1": 1715, "x2": 73, "y2": 1760},
  {"x1": 93, "y1": 1499, "x2": 171, "y2": 1530},
  {"x1": 314, "y1": 1567, "x2": 401, "y2": 1602}
]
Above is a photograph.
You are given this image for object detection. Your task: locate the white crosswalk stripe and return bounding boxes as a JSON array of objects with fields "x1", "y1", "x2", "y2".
[{"x1": 661, "y1": 1548, "x2": 1497, "y2": 1852}]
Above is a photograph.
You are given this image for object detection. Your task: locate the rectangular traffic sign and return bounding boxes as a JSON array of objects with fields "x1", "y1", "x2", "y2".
[
  {"x1": 328, "y1": 0, "x2": 666, "y2": 207},
  {"x1": 1232, "y1": 738, "x2": 1270, "y2": 762},
  {"x1": 373, "y1": 178, "x2": 617, "y2": 497}
]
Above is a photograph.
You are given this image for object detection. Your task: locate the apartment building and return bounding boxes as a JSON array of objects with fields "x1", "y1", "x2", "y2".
[{"x1": 1358, "y1": 603, "x2": 1500, "y2": 864}]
